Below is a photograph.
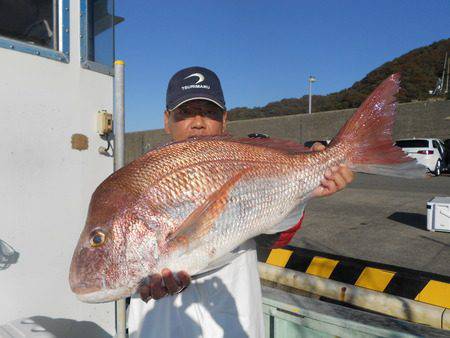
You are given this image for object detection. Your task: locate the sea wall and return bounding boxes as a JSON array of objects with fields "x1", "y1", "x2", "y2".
[{"x1": 125, "y1": 100, "x2": 450, "y2": 163}]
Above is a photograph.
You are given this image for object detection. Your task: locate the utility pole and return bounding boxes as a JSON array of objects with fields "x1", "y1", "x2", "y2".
[
  {"x1": 441, "y1": 52, "x2": 447, "y2": 94},
  {"x1": 430, "y1": 52, "x2": 449, "y2": 96},
  {"x1": 308, "y1": 75, "x2": 317, "y2": 114},
  {"x1": 445, "y1": 54, "x2": 449, "y2": 96}
]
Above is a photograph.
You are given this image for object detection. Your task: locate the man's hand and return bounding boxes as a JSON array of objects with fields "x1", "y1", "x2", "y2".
[
  {"x1": 138, "y1": 269, "x2": 191, "y2": 302},
  {"x1": 310, "y1": 142, "x2": 354, "y2": 198}
]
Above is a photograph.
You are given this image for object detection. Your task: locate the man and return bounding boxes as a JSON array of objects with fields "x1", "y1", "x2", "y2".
[{"x1": 128, "y1": 66, "x2": 353, "y2": 338}]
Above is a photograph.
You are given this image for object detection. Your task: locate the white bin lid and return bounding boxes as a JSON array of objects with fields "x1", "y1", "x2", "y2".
[{"x1": 428, "y1": 197, "x2": 450, "y2": 205}]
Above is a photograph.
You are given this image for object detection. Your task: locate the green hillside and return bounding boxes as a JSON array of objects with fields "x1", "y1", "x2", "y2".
[{"x1": 228, "y1": 38, "x2": 450, "y2": 121}]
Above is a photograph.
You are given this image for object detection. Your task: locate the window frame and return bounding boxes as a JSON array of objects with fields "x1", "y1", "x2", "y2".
[
  {"x1": 395, "y1": 140, "x2": 430, "y2": 148},
  {"x1": 80, "y1": 0, "x2": 115, "y2": 76},
  {"x1": 0, "y1": 0, "x2": 70, "y2": 63}
]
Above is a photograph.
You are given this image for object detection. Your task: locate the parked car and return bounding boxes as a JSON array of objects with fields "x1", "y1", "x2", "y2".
[
  {"x1": 304, "y1": 140, "x2": 331, "y2": 148},
  {"x1": 247, "y1": 133, "x2": 269, "y2": 139},
  {"x1": 395, "y1": 138, "x2": 446, "y2": 176},
  {"x1": 443, "y1": 139, "x2": 450, "y2": 173}
]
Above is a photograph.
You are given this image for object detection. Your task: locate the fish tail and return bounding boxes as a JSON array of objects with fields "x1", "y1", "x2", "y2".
[{"x1": 330, "y1": 73, "x2": 427, "y2": 178}]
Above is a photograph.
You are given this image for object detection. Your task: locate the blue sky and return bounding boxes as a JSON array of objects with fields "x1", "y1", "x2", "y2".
[{"x1": 115, "y1": 1, "x2": 450, "y2": 132}]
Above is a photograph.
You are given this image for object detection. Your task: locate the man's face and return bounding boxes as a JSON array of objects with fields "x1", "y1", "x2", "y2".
[{"x1": 164, "y1": 100, "x2": 227, "y2": 141}]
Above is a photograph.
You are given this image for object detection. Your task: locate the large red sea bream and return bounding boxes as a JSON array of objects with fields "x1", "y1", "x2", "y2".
[{"x1": 69, "y1": 74, "x2": 425, "y2": 303}]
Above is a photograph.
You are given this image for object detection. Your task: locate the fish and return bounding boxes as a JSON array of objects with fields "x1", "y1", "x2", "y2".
[{"x1": 69, "y1": 73, "x2": 426, "y2": 303}]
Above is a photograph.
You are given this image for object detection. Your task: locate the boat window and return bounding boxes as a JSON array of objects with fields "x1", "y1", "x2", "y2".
[
  {"x1": 0, "y1": 0, "x2": 55, "y2": 48},
  {"x1": 0, "y1": 0, "x2": 69, "y2": 62},
  {"x1": 81, "y1": 0, "x2": 123, "y2": 75}
]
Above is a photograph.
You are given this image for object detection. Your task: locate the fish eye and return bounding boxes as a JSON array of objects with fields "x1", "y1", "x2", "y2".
[{"x1": 90, "y1": 230, "x2": 106, "y2": 247}]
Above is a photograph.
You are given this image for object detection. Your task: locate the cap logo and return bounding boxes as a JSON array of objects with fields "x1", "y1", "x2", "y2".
[
  {"x1": 181, "y1": 72, "x2": 210, "y2": 91},
  {"x1": 184, "y1": 73, "x2": 205, "y2": 84}
]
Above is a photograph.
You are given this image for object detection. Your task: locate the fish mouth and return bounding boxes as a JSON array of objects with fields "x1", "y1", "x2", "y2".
[
  {"x1": 75, "y1": 285, "x2": 134, "y2": 303},
  {"x1": 71, "y1": 278, "x2": 134, "y2": 303},
  {"x1": 188, "y1": 131, "x2": 209, "y2": 137}
]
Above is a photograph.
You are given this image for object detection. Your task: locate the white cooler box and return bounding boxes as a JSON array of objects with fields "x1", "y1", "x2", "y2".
[{"x1": 427, "y1": 197, "x2": 450, "y2": 232}]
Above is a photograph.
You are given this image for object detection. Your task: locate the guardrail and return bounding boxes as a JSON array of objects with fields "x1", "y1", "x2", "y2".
[
  {"x1": 262, "y1": 285, "x2": 450, "y2": 338},
  {"x1": 258, "y1": 246, "x2": 450, "y2": 330},
  {"x1": 259, "y1": 263, "x2": 449, "y2": 329}
]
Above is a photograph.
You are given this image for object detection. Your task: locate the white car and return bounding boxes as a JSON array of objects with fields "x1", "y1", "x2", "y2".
[
  {"x1": 304, "y1": 140, "x2": 331, "y2": 148},
  {"x1": 395, "y1": 138, "x2": 446, "y2": 176}
]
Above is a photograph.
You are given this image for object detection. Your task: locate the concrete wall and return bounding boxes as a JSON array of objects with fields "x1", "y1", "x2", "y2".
[
  {"x1": 0, "y1": 1, "x2": 114, "y2": 336},
  {"x1": 125, "y1": 100, "x2": 450, "y2": 163}
]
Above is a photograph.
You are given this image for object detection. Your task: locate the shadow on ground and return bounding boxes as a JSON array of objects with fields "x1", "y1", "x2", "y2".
[
  {"x1": 30, "y1": 316, "x2": 111, "y2": 338},
  {"x1": 387, "y1": 212, "x2": 427, "y2": 230}
]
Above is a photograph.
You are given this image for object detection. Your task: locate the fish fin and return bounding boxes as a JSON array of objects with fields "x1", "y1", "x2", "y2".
[
  {"x1": 231, "y1": 137, "x2": 311, "y2": 154},
  {"x1": 156, "y1": 134, "x2": 310, "y2": 155},
  {"x1": 331, "y1": 73, "x2": 427, "y2": 178},
  {"x1": 153, "y1": 134, "x2": 233, "y2": 151},
  {"x1": 166, "y1": 168, "x2": 250, "y2": 246},
  {"x1": 153, "y1": 134, "x2": 311, "y2": 154}
]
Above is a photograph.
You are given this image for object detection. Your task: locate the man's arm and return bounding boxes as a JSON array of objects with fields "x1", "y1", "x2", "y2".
[
  {"x1": 255, "y1": 212, "x2": 305, "y2": 249},
  {"x1": 255, "y1": 142, "x2": 354, "y2": 249}
]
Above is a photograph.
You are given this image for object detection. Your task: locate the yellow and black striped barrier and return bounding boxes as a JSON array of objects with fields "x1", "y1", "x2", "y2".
[{"x1": 257, "y1": 246, "x2": 450, "y2": 309}]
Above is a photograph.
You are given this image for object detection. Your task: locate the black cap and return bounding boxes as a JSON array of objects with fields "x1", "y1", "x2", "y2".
[{"x1": 166, "y1": 66, "x2": 226, "y2": 111}]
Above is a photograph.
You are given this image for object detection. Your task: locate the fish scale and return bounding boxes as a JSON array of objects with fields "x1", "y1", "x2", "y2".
[{"x1": 152, "y1": 146, "x2": 342, "y2": 274}]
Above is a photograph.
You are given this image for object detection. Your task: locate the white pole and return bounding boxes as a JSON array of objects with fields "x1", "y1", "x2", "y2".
[
  {"x1": 308, "y1": 80, "x2": 312, "y2": 114},
  {"x1": 114, "y1": 60, "x2": 127, "y2": 338},
  {"x1": 445, "y1": 53, "x2": 449, "y2": 95},
  {"x1": 440, "y1": 52, "x2": 447, "y2": 93},
  {"x1": 114, "y1": 60, "x2": 125, "y2": 170},
  {"x1": 308, "y1": 75, "x2": 316, "y2": 114}
]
